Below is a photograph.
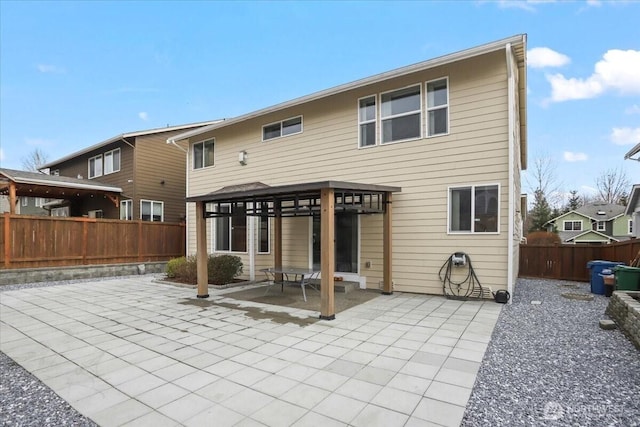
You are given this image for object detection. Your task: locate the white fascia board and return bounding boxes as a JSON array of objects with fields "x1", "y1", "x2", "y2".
[
  {"x1": 43, "y1": 120, "x2": 222, "y2": 169},
  {"x1": 168, "y1": 34, "x2": 527, "y2": 144},
  {"x1": 14, "y1": 177, "x2": 122, "y2": 193}
]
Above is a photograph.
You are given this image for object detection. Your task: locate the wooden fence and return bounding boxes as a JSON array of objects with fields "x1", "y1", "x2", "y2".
[
  {"x1": 519, "y1": 240, "x2": 640, "y2": 282},
  {"x1": 1, "y1": 213, "x2": 185, "y2": 269}
]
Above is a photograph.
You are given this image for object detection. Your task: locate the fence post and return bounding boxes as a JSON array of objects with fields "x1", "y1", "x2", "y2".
[
  {"x1": 3, "y1": 213, "x2": 10, "y2": 268},
  {"x1": 138, "y1": 220, "x2": 143, "y2": 262},
  {"x1": 82, "y1": 219, "x2": 88, "y2": 265}
]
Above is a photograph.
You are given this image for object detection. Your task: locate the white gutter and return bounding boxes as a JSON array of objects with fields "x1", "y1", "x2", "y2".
[
  {"x1": 13, "y1": 177, "x2": 121, "y2": 193},
  {"x1": 506, "y1": 43, "x2": 516, "y2": 304},
  {"x1": 168, "y1": 35, "x2": 527, "y2": 143}
]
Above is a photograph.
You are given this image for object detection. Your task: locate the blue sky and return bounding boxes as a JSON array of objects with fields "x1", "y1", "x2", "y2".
[{"x1": 1, "y1": 1, "x2": 638, "y2": 205}]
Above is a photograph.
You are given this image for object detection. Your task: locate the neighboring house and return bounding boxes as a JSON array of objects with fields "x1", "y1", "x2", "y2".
[
  {"x1": 41, "y1": 121, "x2": 219, "y2": 222},
  {"x1": 0, "y1": 195, "x2": 18, "y2": 214},
  {"x1": 169, "y1": 35, "x2": 527, "y2": 299},
  {"x1": 18, "y1": 196, "x2": 48, "y2": 216},
  {"x1": 624, "y1": 142, "x2": 640, "y2": 162},
  {"x1": 545, "y1": 203, "x2": 632, "y2": 244},
  {"x1": 0, "y1": 168, "x2": 122, "y2": 216},
  {"x1": 625, "y1": 184, "x2": 639, "y2": 239}
]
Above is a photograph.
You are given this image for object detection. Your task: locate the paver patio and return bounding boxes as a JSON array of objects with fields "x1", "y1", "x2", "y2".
[{"x1": 0, "y1": 276, "x2": 502, "y2": 427}]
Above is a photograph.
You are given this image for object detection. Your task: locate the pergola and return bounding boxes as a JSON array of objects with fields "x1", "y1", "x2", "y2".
[
  {"x1": 0, "y1": 168, "x2": 122, "y2": 214},
  {"x1": 186, "y1": 181, "x2": 401, "y2": 320}
]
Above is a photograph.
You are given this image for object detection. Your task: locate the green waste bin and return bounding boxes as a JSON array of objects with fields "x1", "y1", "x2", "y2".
[{"x1": 614, "y1": 266, "x2": 640, "y2": 291}]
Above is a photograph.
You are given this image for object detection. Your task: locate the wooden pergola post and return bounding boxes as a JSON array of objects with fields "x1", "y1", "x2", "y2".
[
  {"x1": 195, "y1": 201, "x2": 209, "y2": 298},
  {"x1": 382, "y1": 192, "x2": 393, "y2": 295},
  {"x1": 320, "y1": 188, "x2": 335, "y2": 320},
  {"x1": 8, "y1": 182, "x2": 16, "y2": 215}
]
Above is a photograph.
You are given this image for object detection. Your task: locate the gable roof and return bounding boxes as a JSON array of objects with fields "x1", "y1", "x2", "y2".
[
  {"x1": 565, "y1": 229, "x2": 619, "y2": 243},
  {"x1": 546, "y1": 203, "x2": 627, "y2": 226},
  {"x1": 42, "y1": 120, "x2": 222, "y2": 169},
  {"x1": 626, "y1": 184, "x2": 640, "y2": 215},
  {"x1": 624, "y1": 142, "x2": 640, "y2": 161},
  {"x1": 168, "y1": 34, "x2": 527, "y2": 167}
]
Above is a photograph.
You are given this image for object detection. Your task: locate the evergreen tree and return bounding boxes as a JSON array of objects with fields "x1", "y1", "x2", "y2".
[
  {"x1": 566, "y1": 190, "x2": 581, "y2": 212},
  {"x1": 529, "y1": 189, "x2": 553, "y2": 232}
]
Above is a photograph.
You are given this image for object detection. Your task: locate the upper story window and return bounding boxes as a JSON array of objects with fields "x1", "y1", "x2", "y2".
[
  {"x1": 263, "y1": 116, "x2": 303, "y2": 141},
  {"x1": 88, "y1": 155, "x2": 103, "y2": 179},
  {"x1": 426, "y1": 78, "x2": 449, "y2": 136},
  {"x1": 449, "y1": 184, "x2": 499, "y2": 233},
  {"x1": 358, "y1": 95, "x2": 377, "y2": 148},
  {"x1": 51, "y1": 169, "x2": 60, "y2": 176},
  {"x1": 563, "y1": 220, "x2": 582, "y2": 231},
  {"x1": 596, "y1": 221, "x2": 606, "y2": 231},
  {"x1": 104, "y1": 149, "x2": 121, "y2": 175},
  {"x1": 629, "y1": 219, "x2": 633, "y2": 234},
  {"x1": 381, "y1": 85, "x2": 421, "y2": 144},
  {"x1": 193, "y1": 139, "x2": 215, "y2": 169}
]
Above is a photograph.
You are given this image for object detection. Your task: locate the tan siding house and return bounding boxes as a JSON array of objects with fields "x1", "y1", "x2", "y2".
[
  {"x1": 42, "y1": 122, "x2": 218, "y2": 222},
  {"x1": 172, "y1": 35, "x2": 527, "y2": 297}
]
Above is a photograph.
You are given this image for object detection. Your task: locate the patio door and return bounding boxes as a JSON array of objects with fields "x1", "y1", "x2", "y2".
[{"x1": 312, "y1": 213, "x2": 358, "y2": 273}]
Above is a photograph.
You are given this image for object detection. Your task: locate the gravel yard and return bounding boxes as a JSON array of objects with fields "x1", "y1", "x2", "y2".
[
  {"x1": 463, "y1": 278, "x2": 640, "y2": 426},
  {"x1": 1, "y1": 277, "x2": 639, "y2": 426}
]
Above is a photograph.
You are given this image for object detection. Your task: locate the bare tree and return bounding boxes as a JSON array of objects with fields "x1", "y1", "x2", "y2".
[
  {"x1": 525, "y1": 153, "x2": 564, "y2": 209},
  {"x1": 20, "y1": 148, "x2": 49, "y2": 172},
  {"x1": 595, "y1": 167, "x2": 630, "y2": 204}
]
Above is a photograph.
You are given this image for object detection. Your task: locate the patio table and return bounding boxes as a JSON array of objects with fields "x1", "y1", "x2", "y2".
[{"x1": 259, "y1": 267, "x2": 320, "y2": 302}]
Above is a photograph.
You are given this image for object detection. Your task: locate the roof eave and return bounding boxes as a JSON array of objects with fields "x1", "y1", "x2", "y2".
[{"x1": 169, "y1": 34, "x2": 527, "y2": 143}]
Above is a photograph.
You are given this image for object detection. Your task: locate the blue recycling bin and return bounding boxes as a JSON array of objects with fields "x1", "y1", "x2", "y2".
[{"x1": 587, "y1": 260, "x2": 625, "y2": 295}]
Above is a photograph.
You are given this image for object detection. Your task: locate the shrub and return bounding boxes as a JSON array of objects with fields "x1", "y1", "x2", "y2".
[
  {"x1": 166, "y1": 255, "x2": 197, "y2": 283},
  {"x1": 526, "y1": 231, "x2": 561, "y2": 245},
  {"x1": 208, "y1": 254, "x2": 243, "y2": 285}
]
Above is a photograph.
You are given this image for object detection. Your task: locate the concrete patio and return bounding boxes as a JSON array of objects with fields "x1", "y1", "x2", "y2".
[{"x1": 0, "y1": 276, "x2": 501, "y2": 427}]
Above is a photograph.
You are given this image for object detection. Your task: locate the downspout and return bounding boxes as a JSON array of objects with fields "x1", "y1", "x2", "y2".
[
  {"x1": 167, "y1": 136, "x2": 190, "y2": 255},
  {"x1": 121, "y1": 136, "x2": 136, "y2": 218},
  {"x1": 506, "y1": 43, "x2": 515, "y2": 303}
]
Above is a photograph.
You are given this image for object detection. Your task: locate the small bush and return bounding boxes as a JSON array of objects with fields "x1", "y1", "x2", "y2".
[
  {"x1": 166, "y1": 256, "x2": 197, "y2": 283},
  {"x1": 208, "y1": 254, "x2": 243, "y2": 285},
  {"x1": 526, "y1": 231, "x2": 561, "y2": 245}
]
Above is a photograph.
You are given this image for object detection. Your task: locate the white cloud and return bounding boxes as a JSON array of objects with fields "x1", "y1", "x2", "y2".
[
  {"x1": 586, "y1": 0, "x2": 601, "y2": 6},
  {"x1": 528, "y1": 47, "x2": 571, "y2": 68},
  {"x1": 563, "y1": 151, "x2": 588, "y2": 162},
  {"x1": 547, "y1": 49, "x2": 640, "y2": 102},
  {"x1": 492, "y1": 0, "x2": 556, "y2": 12},
  {"x1": 24, "y1": 137, "x2": 52, "y2": 147},
  {"x1": 37, "y1": 64, "x2": 65, "y2": 74},
  {"x1": 138, "y1": 112, "x2": 149, "y2": 121},
  {"x1": 625, "y1": 104, "x2": 640, "y2": 115},
  {"x1": 610, "y1": 127, "x2": 640, "y2": 145}
]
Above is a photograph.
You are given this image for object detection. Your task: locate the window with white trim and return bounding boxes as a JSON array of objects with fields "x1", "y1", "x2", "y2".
[
  {"x1": 51, "y1": 169, "x2": 60, "y2": 176},
  {"x1": 120, "y1": 199, "x2": 133, "y2": 220},
  {"x1": 88, "y1": 154, "x2": 103, "y2": 178},
  {"x1": 426, "y1": 78, "x2": 449, "y2": 136},
  {"x1": 258, "y1": 216, "x2": 270, "y2": 253},
  {"x1": 358, "y1": 95, "x2": 376, "y2": 147},
  {"x1": 449, "y1": 184, "x2": 499, "y2": 233},
  {"x1": 263, "y1": 116, "x2": 303, "y2": 141},
  {"x1": 629, "y1": 219, "x2": 633, "y2": 234},
  {"x1": 104, "y1": 148, "x2": 120, "y2": 175},
  {"x1": 35, "y1": 198, "x2": 45, "y2": 208},
  {"x1": 214, "y1": 203, "x2": 247, "y2": 252},
  {"x1": 21, "y1": 197, "x2": 28, "y2": 207},
  {"x1": 563, "y1": 220, "x2": 582, "y2": 231},
  {"x1": 141, "y1": 200, "x2": 163, "y2": 222},
  {"x1": 193, "y1": 139, "x2": 215, "y2": 169},
  {"x1": 381, "y1": 85, "x2": 421, "y2": 143},
  {"x1": 596, "y1": 221, "x2": 606, "y2": 231}
]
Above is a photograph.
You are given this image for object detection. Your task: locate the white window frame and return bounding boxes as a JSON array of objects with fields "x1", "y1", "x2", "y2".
[
  {"x1": 596, "y1": 221, "x2": 606, "y2": 231},
  {"x1": 257, "y1": 216, "x2": 270, "y2": 254},
  {"x1": 21, "y1": 197, "x2": 28, "y2": 207},
  {"x1": 358, "y1": 94, "x2": 377, "y2": 148},
  {"x1": 447, "y1": 183, "x2": 500, "y2": 234},
  {"x1": 104, "y1": 148, "x2": 121, "y2": 175},
  {"x1": 51, "y1": 169, "x2": 60, "y2": 176},
  {"x1": 213, "y1": 203, "x2": 247, "y2": 253},
  {"x1": 140, "y1": 200, "x2": 164, "y2": 222},
  {"x1": 120, "y1": 199, "x2": 133, "y2": 220},
  {"x1": 88, "y1": 209, "x2": 103, "y2": 219},
  {"x1": 629, "y1": 219, "x2": 633, "y2": 235},
  {"x1": 193, "y1": 139, "x2": 215, "y2": 170},
  {"x1": 88, "y1": 154, "x2": 103, "y2": 179},
  {"x1": 380, "y1": 84, "x2": 422, "y2": 145},
  {"x1": 262, "y1": 116, "x2": 303, "y2": 142},
  {"x1": 426, "y1": 77, "x2": 449, "y2": 137},
  {"x1": 563, "y1": 220, "x2": 582, "y2": 231},
  {"x1": 35, "y1": 197, "x2": 45, "y2": 208}
]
